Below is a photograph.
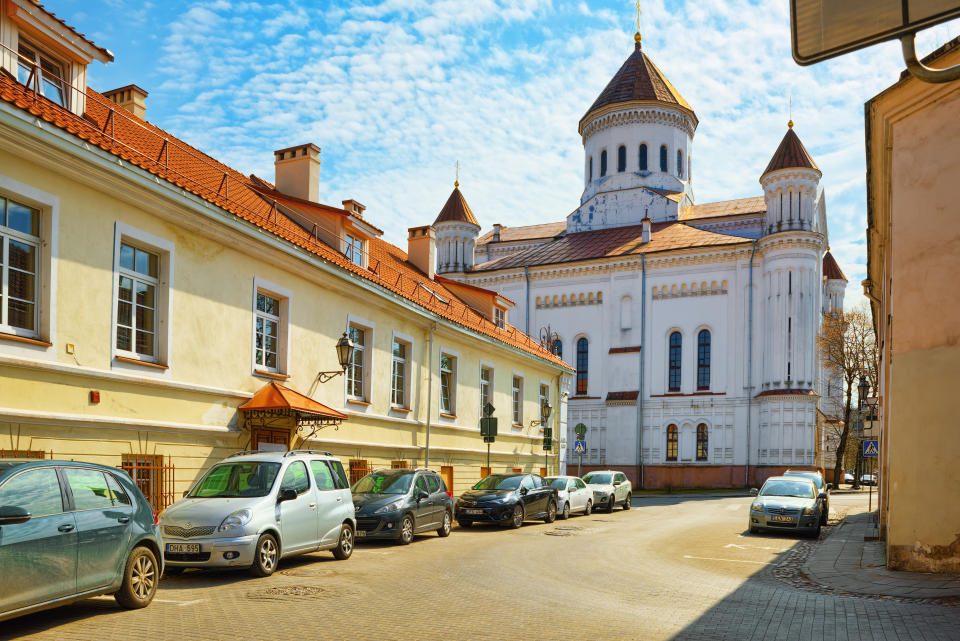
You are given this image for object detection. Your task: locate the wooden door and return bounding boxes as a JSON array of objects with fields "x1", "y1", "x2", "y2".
[
  {"x1": 480, "y1": 466, "x2": 491, "y2": 479},
  {"x1": 440, "y1": 466, "x2": 454, "y2": 493},
  {"x1": 251, "y1": 427, "x2": 289, "y2": 451}
]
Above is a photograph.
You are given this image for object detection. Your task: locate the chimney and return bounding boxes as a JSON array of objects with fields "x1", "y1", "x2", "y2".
[
  {"x1": 341, "y1": 199, "x2": 366, "y2": 218},
  {"x1": 103, "y1": 85, "x2": 148, "y2": 120},
  {"x1": 641, "y1": 214, "x2": 651, "y2": 244},
  {"x1": 273, "y1": 143, "x2": 321, "y2": 202},
  {"x1": 407, "y1": 226, "x2": 436, "y2": 280},
  {"x1": 492, "y1": 223, "x2": 503, "y2": 242}
]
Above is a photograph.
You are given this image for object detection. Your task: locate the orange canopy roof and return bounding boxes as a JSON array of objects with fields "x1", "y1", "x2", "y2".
[{"x1": 238, "y1": 382, "x2": 347, "y2": 420}]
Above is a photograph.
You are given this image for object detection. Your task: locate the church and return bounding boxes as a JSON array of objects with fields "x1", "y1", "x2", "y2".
[{"x1": 427, "y1": 31, "x2": 847, "y2": 488}]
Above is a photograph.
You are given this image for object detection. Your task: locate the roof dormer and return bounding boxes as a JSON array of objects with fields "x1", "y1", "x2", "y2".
[{"x1": 434, "y1": 276, "x2": 515, "y2": 326}]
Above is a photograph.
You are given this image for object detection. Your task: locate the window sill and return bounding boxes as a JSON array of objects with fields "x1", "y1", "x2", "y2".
[
  {"x1": 511, "y1": 423, "x2": 524, "y2": 430},
  {"x1": 390, "y1": 406, "x2": 412, "y2": 413},
  {"x1": 439, "y1": 413, "x2": 457, "y2": 419},
  {"x1": 346, "y1": 398, "x2": 371, "y2": 406},
  {"x1": 115, "y1": 355, "x2": 168, "y2": 370},
  {"x1": 0, "y1": 332, "x2": 51, "y2": 347},
  {"x1": 253, "y1": 369, "x2": 290, "y2": 381}
]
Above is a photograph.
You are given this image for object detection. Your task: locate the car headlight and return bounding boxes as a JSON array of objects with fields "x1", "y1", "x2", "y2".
[
  {"x1": 751, "y1": 503, "x2": 764, "y2": 512},
  {"x1": 218, "y1": 508, "x2": 252, "y2": 532},
  {"x1": 374, "y1": 499, "x2": 405, "y2": 514},
  {"x1": 802, "y1": 506, "x2": 815, "y2": 516}
]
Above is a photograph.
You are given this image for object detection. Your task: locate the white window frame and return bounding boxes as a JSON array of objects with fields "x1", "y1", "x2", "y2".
[
  {"x1": 512, "y1": 374, "x2": 524, "y2": 427},
  {"x1": 494, "y1": 307, "x2": 505, "y2": 329},
  {"x1": 479, "y1": 362, "x2": 494, "y2": 420},
  {"x1": 538, "y1": 381, "x2": 550, "y2": 426},
  {"x1": 345, "y1": 314, "x2": 374, "y2": 403},
  {"x1": 111, "y1": 223, "x2": 174, "y2": 368},
  {"x1": 251, "y1": 277, "x2": 291, "y2": 376},
  {"x1": 439, "y1": 347, "x2": 458, "y2": 416},
  {"x1": 16, "y1": 39, "x2": 69, "y2": 110},
  {"x1": 390, "y1": 331, "x2": 413, "y2": 409},
  {"x1": 0, "y1": 196, "x2": 41, "y2": 338},
  {"x1": 344, "y1": 233, "x2": 364, "y2": 268}
]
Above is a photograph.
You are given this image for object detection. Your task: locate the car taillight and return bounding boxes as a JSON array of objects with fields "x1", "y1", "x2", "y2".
[
  {"x1": 153, "y1": 510, "x2": 159, "y2": 526},
  {"x1": 446, "y1": 491, "x2": 453, "y2": 497}
]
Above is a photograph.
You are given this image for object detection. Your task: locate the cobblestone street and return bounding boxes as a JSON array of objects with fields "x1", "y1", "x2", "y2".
[{"x1": 3, "y1": 493, "x2": 958, "y2": 641}]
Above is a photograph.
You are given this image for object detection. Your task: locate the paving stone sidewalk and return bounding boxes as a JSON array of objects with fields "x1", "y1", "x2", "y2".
[{"x1": 805, "y1": 511, "x2": 960, "y2": 599}]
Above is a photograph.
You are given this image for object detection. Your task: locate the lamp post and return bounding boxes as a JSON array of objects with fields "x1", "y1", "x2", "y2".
[
  {"x1": 855, "y1": 376, "x2": 870, "y2": 490},
  {"x1": 311, "y1": 332, "x2": 355, "y2": 389},
  {"x1": 531, "y1": 399, "x2": 553, "y2": 475}
]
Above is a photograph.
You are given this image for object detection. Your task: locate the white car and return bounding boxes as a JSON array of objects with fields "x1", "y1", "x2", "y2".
[
  {"x1": 544, "y1": 476, "x2": 593, "y2": 519},
  {"x1": 582, "y1": 470, "x2": 632, "y2": 512}
]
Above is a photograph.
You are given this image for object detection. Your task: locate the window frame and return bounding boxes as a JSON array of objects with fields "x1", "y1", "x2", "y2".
[
  {"x1": 345, "y1": 315, "x2": 374, "y2": 403},
  {"x1": 344, "y1": 233, "x2": 365, "y2": 267},
  {"x1": 677, "y1": 149, "x2": 684, "y2": 178},
  {"x1": 538, "y1": 382, "x2": 550, "y2": 428},
  {"x1": 479, "y1": 364, "x2": 494, "y2": 419},
  {"x1": 696, "y1": 423, "x2": 708, "y2": 461},
  {"x1": 660, "y1": 144, "x2": 668, "y2": 172},
  {"x1": 251, "y1": 277, "x2": 292, "y2": 376},
  {"x1": 696, "y1": 329, "x2": 711, "y2": 391},
  {"x1": 16, "y1": 39, "x2": 69, "y2": 109},
  {"x1": 439, "y1": 350, "x2": 458, "y2": 416},
  {"x1": 617, "y1": 145, "x2": 627, "y2": 173},
  {"x1": 390, "y1": 333, "x2": 413, "y2": 410},
  {"x1": 576, "y1": 337, "x2": 589, "y2": 395},
  {"x1": 600, "y1": 149, "x2": 608, "y2": 177},
  {"x1": 666, "y1": 424, "x2": 678, "y2": 462},
  {"x1": 588, "y1": 156, "x2": 593, "y2": 182},
  {"x1": 512, "y1": 374, "x2": 524, "y2": 427},
  {"x1": 494, "y1": 307, "x2": 505, "y2": 329},
  {"x1": 668, "y1": 331, "x2": 682, "y2": 392},
  {"x1": 639, "y1": 143, "x2": 648, "y2": 171},
  {"x1": 0, "y1": 196, "x2": 42, "y2": 338}
]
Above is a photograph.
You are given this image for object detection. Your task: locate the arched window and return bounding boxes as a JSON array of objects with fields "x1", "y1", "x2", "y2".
[
  {"x1": 660, "y1": 145, "x2": 668, "y2": 172},
  {"x1": 639, "y1": 144, "x2": 648, "y2": 170},
  {"x1": 668, "y1": 331, "x2": 682, "y2": 392},
  {"x1": 617, "y1": 145, "x2": 627, "y2": 172},
  {"x1": 697, "y1": 329, "x2": 711, "y2": 390},
  {"x1": 576, "y1": 337, "x2": 589, "y2": 395},
  {"x1": 677, "y1": 149, "x2": 683, "y2": 177},
  {"x1": 552, "y1": 338, "x2": 563, "y2": 359},
  {"x1": 588, "y1": 156, "x2": 593, "y2": 182},
  {"x1": 696, "y1": 424, "x2": 708, "y2": 461},
  {"x1": 666, "y1": 425, "x2": 678, "y2": 461},
  {"x1": 600, "y1": 150, "x2": 607, "y2": 177}
]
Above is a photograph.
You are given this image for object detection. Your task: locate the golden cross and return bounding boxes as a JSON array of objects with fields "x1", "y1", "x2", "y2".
[
  {"x1": 454, "y1": 160, "x2": 460, "y2": 187},
  {"x1": 636, "y1": 0, "x2": 641, "y2": 33}
]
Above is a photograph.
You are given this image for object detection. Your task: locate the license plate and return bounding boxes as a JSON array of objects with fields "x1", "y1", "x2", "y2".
[
  {"x1": 772, "y1": 515, "x2": 794, "y2": 522},
  {"x1": 166, "y1": 543, "x2": 200, "y2": 554},
  {"x1": 356, "y1": 530, "x2": 366, "y2": 537},
  {"x1": 465, "y1": 508, "x2": 484, "y2": 515}
]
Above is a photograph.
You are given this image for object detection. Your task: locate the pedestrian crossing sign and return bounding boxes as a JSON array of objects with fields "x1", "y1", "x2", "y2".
[
  {"x1": 863, "y1": 440, "x2": 879, "y2": 457},
  {"x1": 574, "y1": 440, "x2": 586, "y2": 454}
]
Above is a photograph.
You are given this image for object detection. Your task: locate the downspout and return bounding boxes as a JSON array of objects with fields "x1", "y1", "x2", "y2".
[
  {"x1": 745, "y1": 240, "x2": 757, "y2": 488},
  {"x1": 424, "y1": 322, "x2": 436, "y2": 468},
  {"x1": 524, "y1": 266, "x2": 531, "y2": 335},
  {"x1": 637, "y1": 253, "x2": 647, "y2": 489}
]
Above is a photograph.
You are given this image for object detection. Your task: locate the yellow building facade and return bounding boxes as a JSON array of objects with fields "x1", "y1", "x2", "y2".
[{"x1": 0, "y1": 2, "x2": 571, "y2": 508}]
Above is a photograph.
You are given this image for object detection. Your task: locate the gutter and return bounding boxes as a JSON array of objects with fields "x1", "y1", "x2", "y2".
[
  {"x1": 424, "y1": 322, "x2": 436, "y2": 468},
  {"x1": 637, "y1": 253, "x2": 647, "y2": 489},
  {"x1": 745, "y1": 239, "x2": 757, "y2": 487},
  {"x1": 524, "y1": 265, "x2": 531, "y2": 335}
]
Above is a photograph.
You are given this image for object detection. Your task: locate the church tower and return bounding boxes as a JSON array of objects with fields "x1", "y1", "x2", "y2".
[{"x1": 433, "y1": 182, "x2": 480, "y2": 274}]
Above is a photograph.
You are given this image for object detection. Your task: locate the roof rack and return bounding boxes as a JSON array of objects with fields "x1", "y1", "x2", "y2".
[
  {"x1": 284, "y1": 449, "x2": 333, "y2": 457},
  {"x1": 227, "y1": 450, "x2": 268, "y2": 458}
]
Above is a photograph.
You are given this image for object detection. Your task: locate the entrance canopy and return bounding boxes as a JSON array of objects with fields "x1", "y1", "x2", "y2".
[{"x1": 239, "y1": 381, "x2": 347, "y2": 428}]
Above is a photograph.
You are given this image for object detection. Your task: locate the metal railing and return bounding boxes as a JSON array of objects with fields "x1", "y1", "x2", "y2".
[{"x1": 0, "y1": 448, "x2": 51, "y2": 459}]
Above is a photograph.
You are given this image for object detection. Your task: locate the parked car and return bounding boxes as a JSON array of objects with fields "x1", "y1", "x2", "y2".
[
  {"x1": 455, "y1": 473, "x2": 557, "y2": 528},
  {"x1": 860, "y1": 474, "x2": 878, "y2": 486},
  {"x1": 749, "y1": 475, "x2": 826, "y2": 537},
  {"x1": 352, "y1": 468, "x2": 454, "y2": 544},
  {"x1": 582, "y1": 470, "x2": 632, "y2": 511},
  {"x1": 843, "y1": 472, "x2": 855, "y2": 485},
  {"x1": 160, "y1": 450, "x2": 355, "y2": 577},
  {"x1": 783, "y1": 469, "x2": 831, "y2": 525},
  {"x1": 0, "y1": 459, "x2": 163, "y2": 622},
  {"x1": 544, "y1": 476, "x2": 593, "y2": 519}
]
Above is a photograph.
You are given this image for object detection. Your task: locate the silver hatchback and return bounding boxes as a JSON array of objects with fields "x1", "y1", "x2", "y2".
[{"x1": 160, "y1": 450, "x2": 356, "y2": 577}]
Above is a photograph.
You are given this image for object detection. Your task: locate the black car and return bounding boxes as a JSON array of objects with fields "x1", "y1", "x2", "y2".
[
  {"x1": 352, "y1": 469, "x2": 454, "y2": 545},
  {"x1": 783, "y1": 469, "x2": 831, "y2": 525},
  {"x1": 455, "y1": 473, "x2": 558, "y2": 528}
]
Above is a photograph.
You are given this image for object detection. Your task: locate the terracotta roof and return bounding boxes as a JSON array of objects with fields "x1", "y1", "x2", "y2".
[
  {"x1": 684, "y1": 196, "x2": 766, "y2": 221},
  {"x1": 582, "y1": 40, "x2": 694, "y2": 126},
  {"x1": 474, "y1": 220, "x2": 749, "y2": 272},
  {"x1": 24, "y1": 1, "x2": 113, "y2": 61},
  {"x1": 822, "y1": 251, "x2": 847, "y2": 281},
  {"x1": 433, "y1": 186, "x2": 478, "y2": 226},
  {"x1": 606, "y1": 391, "x2": 639, "y2": 402},
  {"x1": 755, "y1": 388, "x2": 816, "y2": 398},
  {"x1": 238, "y1": 381, "x2": 348, "y2": 419},
  {"x1": 0, "y1": 74, "x2": 568, "y2": 371},
  {"x1": 763, "y1": 127, "x2": 819, "y2": 175},
  {"x1": 477, "y1": 221, "x2": 566, "y2": 245}
]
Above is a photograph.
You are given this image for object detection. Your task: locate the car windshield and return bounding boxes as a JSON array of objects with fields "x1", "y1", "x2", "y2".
[
  {"x1": 784, "y1": 472, "x2": 823, "y2": 489},
  {"x1": 188, "y1": 462, "x2": 281, "y2": 498},
  {"x1": 472, "y1": 475, "x2": 522, "y2": 491},
  {"x1": 583, "y1": 473, "x2": 612, "y2": 484},
  {"x1": 759, "y1": 479, "x2": 815, "y2": 499},
  {"x1": 352, "y1": 471, "x2": 413, "y2": 494},
  {"x1": 545, "y1": 477, "x2": 568, "y2": 490}
]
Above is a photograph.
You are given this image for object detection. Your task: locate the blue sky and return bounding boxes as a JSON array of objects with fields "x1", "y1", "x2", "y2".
[{"x1": 57, "y1": 0, "x2": 960, "y2": 309}]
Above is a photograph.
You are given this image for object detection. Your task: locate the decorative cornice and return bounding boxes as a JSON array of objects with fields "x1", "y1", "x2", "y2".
[
  {"x1": 535, "y1": 290, "x2": 603, "y2": 309},
  {"x1": 652, "y1": 280, "x2": 727, "y2": 300},
  {"x1": 580, "y1": 103, "x2": 697, "y2": 140}
]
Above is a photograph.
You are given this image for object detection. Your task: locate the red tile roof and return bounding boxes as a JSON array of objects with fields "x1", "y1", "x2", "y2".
[
  {"x1": 822, "y1": 251, "x2": 847, "y2": 281},
  {"x1": 0, "y1": 74, "x2": 568, "y2": 371},
  {"x1": 238, "y1": 381, "x2": 348, "y2": 419},
  {"x1": 476, "y1": 221, "x2": 566, "y2": 245},
  {"x1": 684, "y1": 196, "x2": 766, "y2": 221},
  {"x1": 433, "y1": 185, "x2": 478, "y2": 226},
  {"x1": 763, "y1": 127, "x2": 819, "y2": 175},
  {"x1": 24, "y1": 1, "x2": 113, "y2": 61}
]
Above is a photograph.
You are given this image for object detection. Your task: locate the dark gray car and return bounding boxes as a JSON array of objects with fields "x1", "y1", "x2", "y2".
[{"x1": 352, "y1": 469, "x2": 454, "y2": 544}]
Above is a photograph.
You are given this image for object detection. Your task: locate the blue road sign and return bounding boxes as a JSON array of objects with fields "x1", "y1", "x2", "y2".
[
  {"x1": 574, "y1": 440, "x2": 586, "y2": 454},
  {"x1": 863, "y1": 440, "x2": 879, "y2": 457}
]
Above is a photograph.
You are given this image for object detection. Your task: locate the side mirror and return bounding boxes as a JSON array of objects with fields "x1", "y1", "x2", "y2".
[
  {"x1": 613, "y1": 481, "x2": 621, "y2": 486},
  {"x1": 826, "y1": 483, "x2": 833, "y2": 491},
  {"x1": 749, "y1": 488, "x2": 759, "y2": 496},
  {"x1": 278, "y1": 488, "x2": 298, "y2": 502},
  {"x1": 417, "y1": 490, "x2": 429, "y2": 501},
  {"x1": 519, "y1": 487, "x2": 528, "y2": 496},
  {"x1": 0, "y1": 506, "x2": 31, "y2": 525},
  {"x1": 818, "y1": 492, "x2": 827, "y2": 500}
]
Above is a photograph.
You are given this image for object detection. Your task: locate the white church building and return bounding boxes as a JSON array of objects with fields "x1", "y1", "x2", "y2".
[{"x1": 429, "y1": 33, "x2": 847, "y2": 488}]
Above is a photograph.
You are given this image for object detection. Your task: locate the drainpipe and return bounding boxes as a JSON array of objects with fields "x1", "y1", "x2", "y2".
[
  {"x1": 424, "y1": 322, "x2": 436, "y2": 468},
  {"x1": 523, "y1": 266, "x2": 531, "y2": 335},
  {"x1": 745, "y1": 240, "x2": 757, "y2": 488},
  {"x1": 637, "y1": 253, "x2": 647, "y2": 489}
]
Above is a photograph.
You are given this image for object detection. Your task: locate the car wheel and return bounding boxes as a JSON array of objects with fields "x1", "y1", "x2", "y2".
[
  {"x1": 544, "y1": 501, "x2": 557, "y2": 523},
  {"x1": 810, "y1": 523, "x2": 822, "y2": 539},
  {"x1": 333, "y1": 523, "x2": 354, "y2": 560},
  {"x1": 608, "y1": 495, "x2": 616, "y2": 512},
  {"x1": 820, "y1": 506, "x2": 828, "y2": 526},
  {"x1": 560, "y1": 502, "x2": 570, "y2": 520},
  {"x1": 457, "y1": 519, "x2": 472, "y2": 528},
  {"x1": 250, "y1": 533, "x2": 280, "y2": 576},
  {"x1": 437, "y1": 511, "x2": 452, "y2": 537},
  {"x1": 510, "y1": 505, "x2": 524, "y2": 529},
  {"x1": 584, "y1": 500, "x2": 592, "y2": 516},
  {"x1": 749, "y1": 525, "x2": 759, "y2": 534},
  {"x1": 398, "y1": 515, "x2": 415, "y2": 545},
  {"x1": 162, "y1": 566, "x2": 184, "y2": 577},
  {"x1": 115, "y1": 546, "x2": 159, "y2": 609},
  {"x1": 623, "y1": 493, "x2": 632, "y2": 510}
]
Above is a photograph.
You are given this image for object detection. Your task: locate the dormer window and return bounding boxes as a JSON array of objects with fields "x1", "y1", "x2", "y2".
[
  {"x1": 494, "y1": 307, "x2": 505, "y2": 329},
  {"x1": 344, "y1": 234, "x2": 364, "y2": 267},
  {"x1": 17, "y1": 41, "x2": 67, "y2": 108}
]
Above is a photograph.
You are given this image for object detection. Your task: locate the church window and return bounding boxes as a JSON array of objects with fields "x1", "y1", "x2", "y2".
[
  {"x1": 697, "y1": 330, "x2": 711, "y2": 390},
  {"x1": 677, "y1": 150, "x2": 684, "y2": 178},
  {"x1": 688, "y1": 156, "x2": 692, "y2": 181},
  {"x1": 639, "y1": 144, "x2": 648, "y2": 170},
  {"x1": 588, "y1": 157, "x2": 593, "y2": 182},
  {"x1": 660, "y1": 145, "x2": 668, "y2": 172},
  {"x1": 617, "y1": 145, "x2": 627, "y2": 173},
  {"x1": 666, "y1": 425, "x2": 678, "y2": 461},
  {"x1": 600, "y1": 150, "x2": 607, "y2": 177},
  {"x1": 696, "y1": 424, "x2": 708, "y2": 461},
  {"x1": 576, "y1": 337, "x2": 589, "y2": 395},
  {"x1": 668, "y1": 332, "x2": 682, "y2": 392}
]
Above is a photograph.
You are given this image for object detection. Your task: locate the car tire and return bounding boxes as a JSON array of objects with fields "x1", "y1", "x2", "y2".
[
  {"x1": 544, "y1": 501, "x2": 557, "y2": 523},
  {"x1": 250, "y1": 533, "x2": 280, "y2": 576},
  {"x1": 820, "y1": 506, "x2": 828, "y2": 526},
  {"x1": 623, "y1": 493, "x2": 632, "y2": 510},
  {"x1": 608, "y1": 495, "x2": 616, "y2": 512},
  {"x1": 398, "y1": 515, "x2": 415, "y2": 545},
  {"x1": 457, "y1": 519, "x2": 472, "y2": 528},
  {"x1": 749, "y1": 525, "x2": 759, "y2": 534},
  {"x1": 509, "y1": 505, "x2": 524, "y2": 529},
  {"x1": 584, "y1": 500, "x2": 592, "y2": 516},
  {"x1": 162, "y1": 566, "x2": 184, "y2": 577},
  {"x1": 437, "y1": 511, "x2": 452, "y2": 537},
  {"x1": 810, "y1": 523, "x2": 822, "y2": 539},
  {"x1": 333, "y1": 523, "x2": 354, "y2": 560},
  {"x1": 115, "y1": 546, "x2": 159, "y2": 609},
  {"x1": 560, "y1": 502, "x2": 570, "y2": 520}
]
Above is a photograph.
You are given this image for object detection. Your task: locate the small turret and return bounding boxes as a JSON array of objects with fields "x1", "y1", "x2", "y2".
[
  {"x1": 760, "y1": 123, "x2": 821, "y2": 235},
  {"x1": 433, "y1": 182, "x2": 480, "y2": 274}
]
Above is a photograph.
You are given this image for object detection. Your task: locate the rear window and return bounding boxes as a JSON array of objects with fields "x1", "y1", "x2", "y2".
[{"x1": 426, "y1": 475, "x2": 440, "y2": 493}]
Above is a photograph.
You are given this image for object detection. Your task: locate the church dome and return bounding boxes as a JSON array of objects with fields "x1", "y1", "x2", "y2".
[{"x1": 762, "y1": 125, "x2": 820, "y2": 176}]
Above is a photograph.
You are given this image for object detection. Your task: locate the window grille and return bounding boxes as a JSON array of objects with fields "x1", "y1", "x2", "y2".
[
  {"x1": 348, "y1": 459, "x2": 372, "y2": 485},
  {"x1": 121, "y1": 454, "x2": 175, "y2": 512}
]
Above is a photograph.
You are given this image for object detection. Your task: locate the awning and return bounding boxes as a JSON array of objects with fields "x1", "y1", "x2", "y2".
[{"x1": 239, "y1": 381, "x2": 347, "y2": 427}]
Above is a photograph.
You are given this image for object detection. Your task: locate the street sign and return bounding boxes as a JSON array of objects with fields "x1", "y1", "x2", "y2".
[
  {"x1": 574, "y1": 423, "x2": 587, "y2": 440},
  {"x1": 574, "y1": 440, "x2": 586, "y2": 454},
  {"x1": 542, "y1": 437, "x2": 553, "y2": 452},
  {"x1": 863, "y1": 440, "x2": 879, "y2": 457},
  {"x1": 480, "y1": 417, "x2": 497, "y2": 440},
  {"x1": 483, "y1": 402, "x2": 495, "y2": 417}
]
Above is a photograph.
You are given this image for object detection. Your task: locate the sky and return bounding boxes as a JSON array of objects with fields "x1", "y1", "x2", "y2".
[{"x1": 55, "y1": 0, "x2": 960, "y2": 309}]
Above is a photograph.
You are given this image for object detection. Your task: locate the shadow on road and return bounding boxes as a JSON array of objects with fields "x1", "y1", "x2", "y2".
[{"x1": 632, "y1": 493, "x2": 749, "y2": 507}]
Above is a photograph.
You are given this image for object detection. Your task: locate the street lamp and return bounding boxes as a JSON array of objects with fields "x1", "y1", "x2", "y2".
[
  {"x1": 531, "y1": 399, "x2": 553, "y2": 475},
  {"x1": 314, "y1": 332, "x2": 355, "y2": 384}
]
